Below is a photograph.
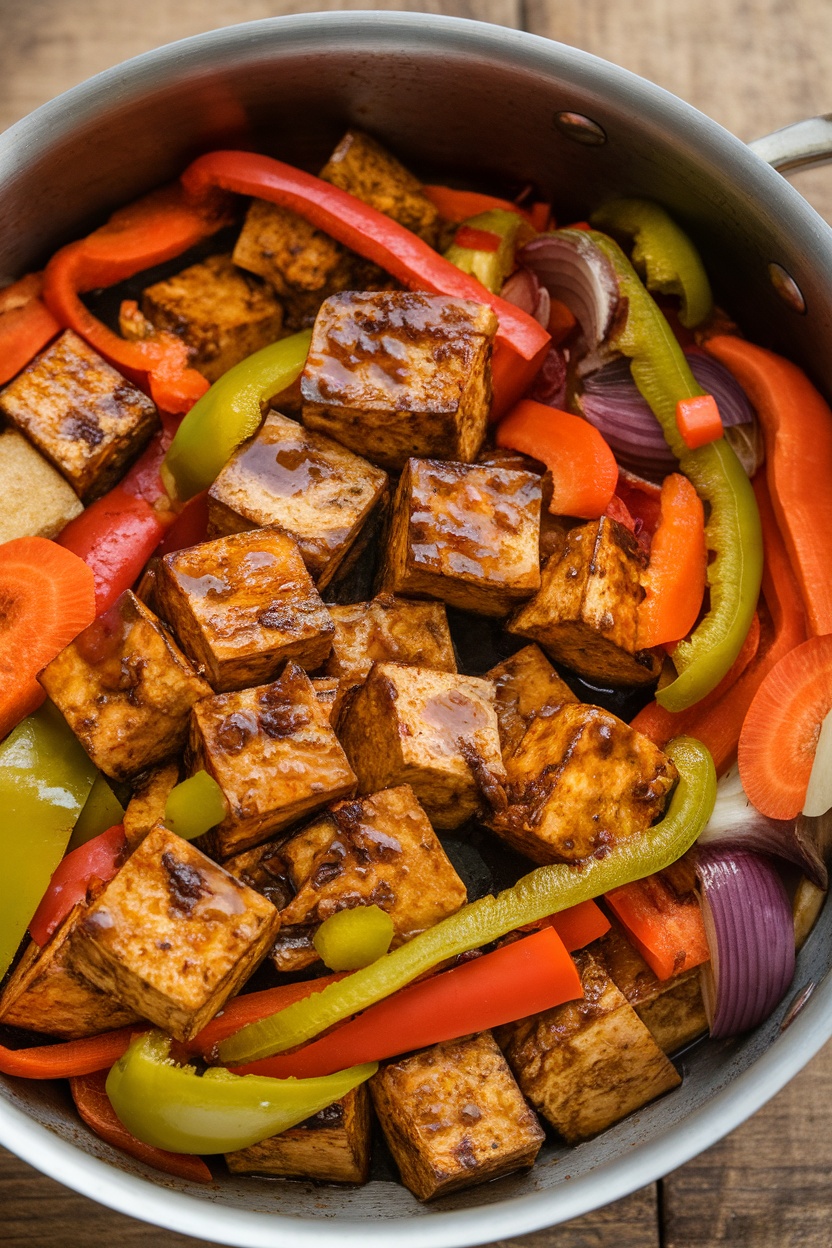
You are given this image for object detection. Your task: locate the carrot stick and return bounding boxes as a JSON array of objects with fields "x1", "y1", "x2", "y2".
[
  {"x1": 605, "y1": 871, "x2": 710, "y2": 980},
  {"x1": 0, "y1": 1027, "x2": 141, "y2": 1079},
  {"x1": 638, "y1": 473, "x2": 707, "y2": 647},
  {"x1": 0, "y1": 295, "x2": 61, "y2": 385}
]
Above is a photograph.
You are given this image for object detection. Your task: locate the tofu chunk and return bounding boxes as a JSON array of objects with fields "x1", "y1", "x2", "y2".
[
  {"x1": 123, "y1": 762, "x2": 181, "y2": 849},
  {"x1": 206, "y1": 410, "x2": 388, "y2": 587},
  {"x1": 0, "y1": 329, "x2": 158, "y2": 502},
  {"x1": 69, "y1": 824, "x2": 279, "y2": 1042},
  {"x1": 39, "y1": 590, "x2": 211, "y2": 783},
  {"x1": 154, "y1": 526, "x2": 334, "y2": 692},
  {"x1": 319, "y1": 130, "x2": 440, "y2": 245},
  {"x1": 225, "y1": 1086, "x2": 371, "y2": 1183},
  {"x1": 371, "y1": 1032, "x2": 544, "y2": 1201},
  {"x1": 311, "y1": 675, "x2": 340, "y2": 723},
  {"x1": 0, "y1": 904, "x2": 141, "y2": 1039},
  {"x1": 486, "y1": 644, "x2": 577, "y2": 760},
  {"x1": 137, "y1": 253, "x2": 284, "y2": 384},
  {"x1": 337, "y1": 663, "x2": 504, "y2": 830},
  {"x1": 190, "y1": 662, "x2": 357, "y2": 858},
  {"x1": 325, "y1": 594, "x2": 457, "y2": 717},
  {"x1": 0, "y1": 428, "x2": 83, "y2": 541},
  {"x1": 301, "y1": 292, "x2": 498, "y2": 471},
  {"x1": 498, "y1": 950, "x2": 681, "y2": 1144},
  {"x1": 380, "y1": 459, "x2": 542, "y2": 616},
  {"x1": 508, "y1": 516, "x2": 662, "y2": 686},
  {"x1": 489, "y1": 703, "x2": 677, "y2": 864}
]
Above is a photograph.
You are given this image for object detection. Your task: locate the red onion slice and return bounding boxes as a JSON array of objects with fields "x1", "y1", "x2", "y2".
[
  {"x1": 501, "y1": 267, "x2": 551, "y2": 329},
  {"x1": 697, "y1": 848, "x2": 795, "y2": 1039},
  {"x1": 521, "y1": 232, "x2": 621, "y2": 348}
]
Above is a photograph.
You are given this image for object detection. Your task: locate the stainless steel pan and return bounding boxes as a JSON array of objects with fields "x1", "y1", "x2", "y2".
[{"x1": 1, "y1": 13, "x2": 831, "y2": 1246}]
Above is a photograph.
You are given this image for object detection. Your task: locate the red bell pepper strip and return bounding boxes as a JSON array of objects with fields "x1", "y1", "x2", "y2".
[
  {"x1": 542, "y1": 898, "x2": 611, "y2": 950},
  {"x1": 676, "y1": 393, "x2": 724, "y2": 450},
  {"x1": 232, "y1": 927, "x2": 582, "y2": 1080},
  {"x1": 70, "y1": 1070, "x2": 213, "y2": 1184},
  {"x1": 453, "y1": 225, "x2": 502, "y2": 252},
  {"x1": 58, "y1": 487, "x2": 167, "y2": 615},
  {"x1": 422, "y1": 184, "x2": 536, "y2": 225},
  {"x1": 188, "y1": 974, "x2": 345, "y2": 1057},
  {"x1": 156, "y1": 490, "x2": 210, "y2": 556},
  {"x1": 616, "y1": 471, "x2": 663, "y2": 543},
  {"x1": 605, "y1": 870, "x2": 710, "y2": 980},
  {"x1": 0, "y1": 1028, "x2": 142, "y2": 1079},
  {"x1": 638, "y1": 473, "x2": 707, "y2": 647},
  {"x1": 0, "y1": 273, "x2": 61, "y2": 385},
  {"x1": 29, "y1": 824, "x2": 127, "y2": 947},
  {"x1": 180, "y1": 152, "x2": 550, "y2": 417}
]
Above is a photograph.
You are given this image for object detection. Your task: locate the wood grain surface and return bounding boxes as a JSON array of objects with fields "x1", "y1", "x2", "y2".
[{"x1": 1, "y1": 2, "x2": 830, "y2": 1245}]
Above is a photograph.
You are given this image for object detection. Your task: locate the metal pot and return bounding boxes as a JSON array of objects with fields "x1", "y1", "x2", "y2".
[{"x1": 1, "y1": 12, "x2": 830, "y2": 1246}]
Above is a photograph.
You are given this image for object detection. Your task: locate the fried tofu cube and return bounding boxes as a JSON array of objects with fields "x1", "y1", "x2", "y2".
[
  {"x1": 206, "y1": 410, "x2": 388, "y2": 587},
  {"x1": 154, "y1": 526, "x2": 334, "y2": 692},
  {"x1": 0, "y1": 428, "x2": 83, "y2": 541},
  {"x1": 337, "y1": 663, "x2": 504, "y2": 830},
  {"x1": 0, "y1": 330, "x2": 158, "y2": 502},
  {"x1": 190, "y1": 662, "x2": 357, "y2": 858},
  {"x1": 325, "y1": 594, "x2": 456, "y2": 717},
  {"x1": 0, "y1": 904, "x2": 141, "y2": 1040},
  {"x1": 137, "y1": 253, "x2": 284, "y2": 384},
  {"x1": 123, "y1": 762, "x2": 181, "y2": 849},
  {"x1": 498, "y1": 950, "x2": 681, "y2": 1143},
  {"x1": 320, "y1": 130, "x2": 440, "y2": 245},
  {"x1": 310, "y1": 675, "x2": 340, "y2": 723},
  {"x1": 487, "y1": 644, "x2": 577, "y2": 759},
  {"x1": 380, "y1": 459, "x2": 542, "y2": 616},
  {"x1": 69, "y1": 824, "x2": 279, "y2": 1042},
  {"x1": 371, "y1": 1032, "x2": 544, "y2": 1201},
  {"x1": 301, "y1": 292, "x2": 498, "y2": 471},
  {"x1": 489, "y1": 703, "x2": 677, "y2": 864},
  {"x1": 225, "y1": 1085, "x2": 371, "y2": 1182},
  {"x1": 39, "y1": 590, "x2": 211, "y2": 783},
  {"x1": 508, "y1": 516, "x2": 662, "y2": 686}
]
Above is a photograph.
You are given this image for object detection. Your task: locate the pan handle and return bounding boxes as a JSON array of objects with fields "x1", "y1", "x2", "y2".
[{"x1": 749, "y1": 115, "x2": 832, "y2": 172}]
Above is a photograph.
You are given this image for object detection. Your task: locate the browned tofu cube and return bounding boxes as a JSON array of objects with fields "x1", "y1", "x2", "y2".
[
  {"x1": 371, "y1": 1032, "x2": 544, "y2": 1201},
  {"x1": 0, "y1": 330, "x2": 158, "y2": 502},
  {"x1": 0, "y1": 904, "x2": 141, "y2": 1040},
  {"x1": 325, "y1": 594, "x2": 456, "y2": 717},
  {"x1": 320, "y1": 130, "x2": 440, "y2": 245},
  {"x1": 0, "y1": 427, "x2": 83, "y2": 541},
  {"x1": 498, "y1": 950, "x2": 681, "y2": 1143},
  {"x1": 39, "y1": 591, "x2": 211, "y2": 783},
  {"x1": 487, "y1": 644, "x2": 577, "y2": 759},
  {"x1": 508, "y1": 517, "x2": 662, "y2": 686},
  {"x1": 154, "y1": 526, "x2": 334, "y2": 692},
  {"x1": 206, "y1": 410, "x2": 388, "y2": 587},
  {"x1": 137, "y1": 253, "x2": 284, "y2": 384},
  {"x1": 228, "y1": 785, "x2": 468, "y2": 974},
  {"x1": 310, "y1": 675, "x2": 340, "y2": 723},
  {"x1": 225, "y1": 1085, "x2": 371, "y2": 1183},
  {"x1": 69, "y1": 824, "x2": 279, "y2": 1041},
  {"x1": 489, "y1": 703, "x2": 677, "y2": 864},
  {"x1": 301, "y1": 292, "x2": 498, "y2": 471},
  {"x1": 337, "y1": 663, "x2": 504, "y2": 830},
  {"x1": 190, "y1": 662, "x2": 357, "y2": 858},
  {"x1": 123, "y1": 761, "x2": 181, "y2": 849},
  {"x1": 380, "y1": 459, "x2": 542, "y2": 617}
]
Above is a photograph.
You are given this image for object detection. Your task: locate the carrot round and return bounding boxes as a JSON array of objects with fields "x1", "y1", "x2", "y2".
[
  {"x1": 638, "y1": 473, "x2": 707, "y2": 647},
  {"x1": 0, "y1": 538, "x2": 96, "y2": 740}
]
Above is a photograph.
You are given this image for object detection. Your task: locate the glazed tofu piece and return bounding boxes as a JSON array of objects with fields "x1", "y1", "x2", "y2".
[
  {"x1": 311, "y1": 675, "x2": 341, "y2": 723},
  {"x1": 508, "y1": 516, "x2": 662, "y2": 686},
  {"x1": 319, "y1": 130, "x2": 440, "y2": 245},
  {"x1": 122, "y1": 762, "x2": 181, "y2": 849},
  {"x1": 0, "y1": 428, "x2": 83, "y2": 541},
  {"x1": 206, "y1": 410, "x2": 388, "y2": 587},
  {"x1": 0, "y1": 904, "x2": 140, "y2": 1040},
  {"x1": 225, "y1": 1086, "x2": 371, "y2": 1183},
  {"x1": 498, "y1": 950, "x2": 681, "y2": 1144},
  {"x1": 0, "y1": 329, "x2": 158, "y2": 502},
  {"x1": 300, "y1": 292, "x2": 498, "y2": 471},
  {"x1": 69, "y1": 824, "x2": 279, "y2": 1042},
  {"x1": 324, "y1": 594, "x2": 457, "y2": 716},
  {"x1": 190, "y1": 662, "x2": 357, "y2": 858},
  {"x1": 486, "y1": 644, "x2": 577, "y2": 759},
  {"x1": 337, "y1": 663, "x2": 504, "y2": 830},
  {"x1": 371, "y1": 1033, "x2": 544, "y2": 1201},
  {"x1": 380, "y1": 459, "x2": 542, "y2": 616},
  {"x1": 154, "y1": 526, "x2": 334, "y2": 692},
  {"x1": 137, "y1": 253, "x2": 284, "y2": 383},
  {"x1": 39, "y1": 591, "x2": 211, "y2": 783},
  {"x1": 490, "y1": 703, "x2": 677, "y2": 864},
  {"x1": 228, "y1": 785, "x2": 468, "y2": 974}
]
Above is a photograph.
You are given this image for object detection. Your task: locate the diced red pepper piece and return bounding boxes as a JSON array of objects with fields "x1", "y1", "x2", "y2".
[
  {"x1": 454, "y1": 225, "x2": 502, "y2": 252},
  {"x1": 29, "y1": 824, "x2": 127, "y2": 947}
]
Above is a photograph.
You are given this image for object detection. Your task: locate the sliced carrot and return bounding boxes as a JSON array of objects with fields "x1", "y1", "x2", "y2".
[
  {"x1": 0, "y1": 1027, "x2": 141, "y2": 1079},
  {"x1": 0, "y1": 538, "x2": 96, "y2": 740},
  {"x1": 496, "y1": 399, "x2": 618, "y2": 518},
  {"x1": 422, "y1": 184, "x2": 534, "y2": 225},
  {"x1": 675, "y1": 393, "x2": 724, "y2": 450},
  {"x1": 638, "y1": 473, "x2": 707, "y2": 647},
  {"x1": 605, "y1": 871, "x2": 710, "y2": 980}
]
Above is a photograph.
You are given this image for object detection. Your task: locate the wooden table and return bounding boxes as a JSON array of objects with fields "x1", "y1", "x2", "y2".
[{"x1": 2, "y1": 3, "x2": 831, "y2": 1245}]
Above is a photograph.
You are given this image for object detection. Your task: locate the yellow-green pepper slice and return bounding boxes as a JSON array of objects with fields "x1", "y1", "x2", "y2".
[
  {"x1": 443, "y1": 209, "x2": 525, "y2": 294},
  {"x1": 68, "y1": 773, "x2": 125, "y2": 851},
  {"x1": 164, "y1": 770, "x2": 227, "y2": 841},
  {"x1": 313, "y1": 905, "x2": 395, "y2": 971}
]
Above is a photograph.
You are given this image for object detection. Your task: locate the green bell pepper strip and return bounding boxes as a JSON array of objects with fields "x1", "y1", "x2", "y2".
[
  {"x1": 67, "y1": 773, "x2": 125, "y2": 851},
  {"x1": 444, "y1": 209, "x2": 525, "y2": 294},
  {"x1": 313, "y1": 904, "x2": 395, "y2": 971},
  {"x1": 105, "y1": 1030, "x2": 377, "y2": 1154},
  {"x1": 219, "y1": 737, "x2": 715, "y2": 1064},
  {"x1": 0, "y1": 702, "x2": 96, "y2": 977},
  {"x1": 164, "y1": 770, "x2": 228, "y2": 842},
  {"x1": 590, "y1": 199, "x2": 713, "y2": 329},
  {"x1": 160, "y1": 329, "x2": 312, "y2": 503}
]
